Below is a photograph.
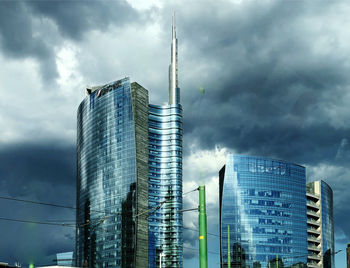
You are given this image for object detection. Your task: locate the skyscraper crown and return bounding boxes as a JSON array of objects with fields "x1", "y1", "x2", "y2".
[{"x1": 169, "y1": 11, "x2": 180, "y2": 104}]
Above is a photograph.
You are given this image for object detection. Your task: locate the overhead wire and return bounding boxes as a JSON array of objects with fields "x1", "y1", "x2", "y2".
[
  {"x1": 183, "y1": 246, "x2": 220, "y2": 255},
  {"x1": 0, "y1": 195, "x2": 107, "y2": 214},
  {"x1": 0, "y1": 216, "x2": 76, "y2": 227},
  {"x1": 182, "y1": 226, "x2": 220, "y2": 238},
  {"x1": 0, "y1": 188, "x2": 196, "y2": 215},
  {"x1": 0, "y1": 216, "x2": 345, "y2": 262},
  {"x1": 6, "y1": 191, "x2": 342, "y2": 261},
  {"x1": 183, "y1": 187, "x2": 199, "y2": 195}
]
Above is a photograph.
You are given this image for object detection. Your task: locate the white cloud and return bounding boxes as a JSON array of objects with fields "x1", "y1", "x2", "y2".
[
  {"x1": 183, "y1": 146, "x2": 230, "y2": 228},
  {"x1": 75, "y1": 21, "x2": 170, "y2": 105},
  {"x1": 125, "y1": 0, "x2": 162, "y2": 11},
  {"x1": 0, "y1": 47, "x2": 82, "y2": 145},
  {"x1": 306, "y1": 163, "x2": 350, "y2": 207}
]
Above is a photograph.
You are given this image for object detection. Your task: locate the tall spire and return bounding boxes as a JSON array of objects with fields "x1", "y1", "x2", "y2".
[
  {"x1": 169, "y1": 11, "x2": 179, "y2": 104},
  {"x1": 172, "y1": 11, "x2": 176, "y2": 40}
]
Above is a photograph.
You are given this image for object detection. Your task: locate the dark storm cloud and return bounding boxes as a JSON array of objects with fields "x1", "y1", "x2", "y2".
[
  {"x1": 308, "y1": 166, "x2": 350, "y2": 242},
  {"x1": 176, "y1": 0, "x2": 350, "y2": 166},
  {"x1": 0, "y1": 0, "x2": 141, "y2": 82},
  {"x1": 27, "y1": 0, "x2": 140, "y2": 40},
  {"x1": 0, "y1": 1, "x2": 57, "y2": 81},
  {"x1": 334, "y1": 205, "x2": 350, "y2": 244},
  {"x1": 0, "y1": 142, "x2": 75, "y2": 200},
  {"x1": 0, "y1": 142, "x2": 76, "y2": 266}
]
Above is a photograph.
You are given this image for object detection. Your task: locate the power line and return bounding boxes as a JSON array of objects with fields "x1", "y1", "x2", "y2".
[
  {"x1": 0, "y1": 216, "x2": 76, "y2": 227},
  {"x1": 281, "y1": 249, "x2": 343, "y2": 260},
  {"x1": 0, "y1": 195, "x2": 165, "y2": 217},
  {"x1": 0, "y1": 192, "x2": 188, "y2": 214},
  {"x1": 0, "y1": 214, "x2": 221, "y2": 239},
  {"x1": 183, "y1": 246, "x2": 220, "y2": 255},
  {"x1": 0, "y1": 215, "x2": 345, "y2": 261},
  {"x1": 182, "y1": 226, "x2": 220, "y2": 238},
  {"x1": 0, "y1": 200, "x2": 170, "y2": 228},
  {"x1": 0, "y1": 195, "x2": 111, "y2": 213},
  {"x1": 183, "y1": 188, "x2": 199, "y2": 195},
  {"x1": 0, "y1": 195, "x2": 77, "y2": 209}
]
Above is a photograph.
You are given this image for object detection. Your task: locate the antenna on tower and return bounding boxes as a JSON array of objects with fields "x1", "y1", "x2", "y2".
[{"x1": 169, "y1": 11, "x2": 179, "y2": 104}]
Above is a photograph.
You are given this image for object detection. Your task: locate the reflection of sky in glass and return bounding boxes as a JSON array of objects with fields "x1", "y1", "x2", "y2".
[
  {"x1": 76, "y1": 78, "x2": 140, "y2": 267},
  {"x1": 220, "y1": 154, "x2": 308, "y2": 268},
  {"x1": 321, "y1": 181, "x2": 334, "y2": 267},
  {"x1": 148, "y1": 104, "x2": 183, "y2": 268},
  {"x1": 228, "y1": 156, "x2": 255, "y2": 260}
]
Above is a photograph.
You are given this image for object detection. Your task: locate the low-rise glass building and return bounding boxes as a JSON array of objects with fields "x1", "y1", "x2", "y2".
[{"x1": 219, "y1": 154, "x2": 308, "y2": 268}]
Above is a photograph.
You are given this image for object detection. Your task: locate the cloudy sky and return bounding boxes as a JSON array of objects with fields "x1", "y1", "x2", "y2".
[{"x1": 0, "y1": 0, "x2": 349, "y2": 267}]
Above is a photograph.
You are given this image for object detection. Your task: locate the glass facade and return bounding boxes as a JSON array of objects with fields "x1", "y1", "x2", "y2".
[
  {"x1": 219, "y1": 154, "x2": 308, "y2": 268},
  {"x1": 76, "y1": 14, "x2": 183, "y2": 268},
  {"x1": 76, "y1": 78, "x2": 149, "y2": 268},
  {"x1": 148, "y1": 104, "x2": 183, "y2": 268},
  {"x1": 320, "y1": 181, "x2": 334, "y2": 268}
]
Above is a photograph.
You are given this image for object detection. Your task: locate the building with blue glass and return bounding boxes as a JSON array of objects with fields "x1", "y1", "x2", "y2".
[
  {"x1": 306, "y1": 180, "x2": 334, "y2": 268},
  {"x1": 76, "y1": 78, "x2": 149, "y2": 267},
  {"x1": 148, "y1": 13, "x2": 183, "y2": 268},
  {"x1": 148, "y1": 104, "x2": 183, "y2": 268},
  {"x1": 219, "y1": 154, "x2": 308, "y2": 268},
  {"x1": 76, "y1": 13, "x2": 182, "y2": 268}
]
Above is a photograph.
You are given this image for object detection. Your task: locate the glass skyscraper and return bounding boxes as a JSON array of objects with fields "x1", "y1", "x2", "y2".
[
  {"x1": 76, "y1": 78, "x2": 149, "y2": 267},
  {"x1": 306, "y1": 180, "x2": 334, "y2": 268},
  {"x1": 219, "y1": 154, "x2": 308, "y2": 268},
  {"x1": 148, "y1": 13, "x2": 183, "y2": 268},
  {"x1": 148, "y1": 104, "x2": 183, "y2": 267},
  {"x1": 76, "y1": 13, "x2": 182, "y2": 268}
]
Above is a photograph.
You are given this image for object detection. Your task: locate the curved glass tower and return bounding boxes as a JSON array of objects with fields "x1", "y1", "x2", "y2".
[
  {"x1": 148, "y1": 104, "x2": 183, "y2": 267},
  {"x1": 219, "y1": 154, "x2": 308, "y2": 268},
  {"x1": 76, "y1": 78, "x2": 149, "y2": 267},
  {"x1": 148, "y1": 12, "x2": 183, "y2": 268}
]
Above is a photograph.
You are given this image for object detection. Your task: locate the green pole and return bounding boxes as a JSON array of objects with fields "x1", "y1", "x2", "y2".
[
  {"x1": 227, "y1": 225, "x2": 231, "y2": 268},
  {"x1": 276, "y1": 254, "x2": 278, "y2": 268},
  {"x1": 199, "y1": 185, "x2": 208, "y2": 268}
]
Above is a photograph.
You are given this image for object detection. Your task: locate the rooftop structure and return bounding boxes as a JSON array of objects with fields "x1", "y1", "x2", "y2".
[{"x1": 169, "y1": 12, "x2": 180, "y2": 104}]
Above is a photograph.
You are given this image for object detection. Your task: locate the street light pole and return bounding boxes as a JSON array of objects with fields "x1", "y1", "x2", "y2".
[
  {"x1": 199, "y1": 185, "x2": 208, "y2": 268},
  {"x1": 228, "y1": 225, "x2": 231, "y2": 268},
  {"x1": 160, "y1": 252, "x2": 164, "y2": 268}
]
